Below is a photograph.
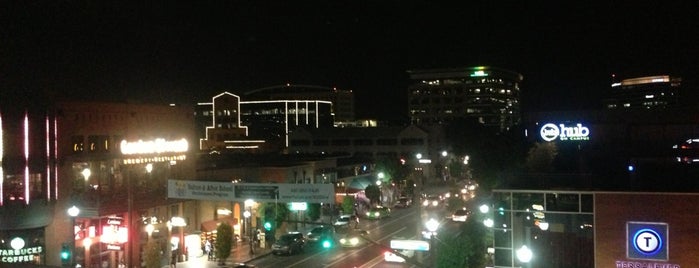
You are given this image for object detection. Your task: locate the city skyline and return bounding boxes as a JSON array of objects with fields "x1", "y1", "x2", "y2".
[{"x1": 2, "y1": 2, "x2": 697, "y2": 120}]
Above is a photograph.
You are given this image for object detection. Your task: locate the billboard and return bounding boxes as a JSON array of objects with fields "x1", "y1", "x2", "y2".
[{"x1": 167, "y1": 180, "x2": 334, "y2": 203}]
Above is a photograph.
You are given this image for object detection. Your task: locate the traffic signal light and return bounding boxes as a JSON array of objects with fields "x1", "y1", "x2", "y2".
[
  {"x1": 60, "y1": 243, "x2": 71, "y2": 265},
  {"x1": 263, "y1": 221, "x2": 272, "y2": 231}
]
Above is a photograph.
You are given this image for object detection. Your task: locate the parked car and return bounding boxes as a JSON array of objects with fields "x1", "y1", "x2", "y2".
[
  {"x1": 365, "y1": 206, "x2": 391, "y2": 219},
  {"x1": 272, "y1": 232, "x2": 305, "y2": 255},
  {"x1": 394, "y1": 196, "x2": 412, "y2": 208}
]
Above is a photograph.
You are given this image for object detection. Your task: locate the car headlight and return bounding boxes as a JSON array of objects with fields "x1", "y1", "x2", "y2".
[
  {"x1": 422, "y1": 200, "x2": 429, "y2": 206},
  {"x1": 431, "y1": 200, "x2": 439, "y2": 206},
  {"x1": 374, "y1": 212, "x2": 380, "y2": 217},
  {"x1": 350, "y1": 238, "x2": 359, "y2": 245},
  {"x1": 340, "y1": 238, "x2": 347, "y2": 244},
  {"x1": 366, "y1": 212, "x2": 370, "y2": 216}
]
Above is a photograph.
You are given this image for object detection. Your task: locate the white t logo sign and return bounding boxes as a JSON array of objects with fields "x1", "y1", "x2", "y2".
[{"x1": 635, "y1": 231, "x2": 660, "y2": 253}]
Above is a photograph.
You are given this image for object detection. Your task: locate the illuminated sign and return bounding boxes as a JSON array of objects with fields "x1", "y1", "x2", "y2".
[
  {"x1": 614, "y1": 222, "x2": 680, "y2": 267},
  {"x1": 1, "y1": 237, "x2": 43, "y2": 263},
  {"x1": 290, "y1": 202, "x2": 307, "y2": 211},
  {"x1": 120, "y1": 138, "x2": 188, "y2": 155},
  {"x1": 627, "y1": 222, "x2": 668, "y2": 261},
  {"x1": 470, "y1": 70, "x2": 488, "y2": 77},
  {"x1": 540, "y1": 123, "x2": 590, "y2": 142}
]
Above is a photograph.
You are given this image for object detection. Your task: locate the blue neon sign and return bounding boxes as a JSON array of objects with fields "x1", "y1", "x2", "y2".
[{"x1": 627, "y1": 222, "x2": 668, "y2": 261}]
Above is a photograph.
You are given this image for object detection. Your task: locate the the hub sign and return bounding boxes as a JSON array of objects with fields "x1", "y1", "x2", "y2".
[{"x1": 540, "y1": 123, "x2": 590, "y2": 142}]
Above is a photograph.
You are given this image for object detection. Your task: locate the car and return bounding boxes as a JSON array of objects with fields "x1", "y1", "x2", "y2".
[
  {"x1": 451, "y1": 208, "x2": 471, "y2": 222},
  {"x1": 365, "y1": 206, "x2": 391, "y2": 219},
  {"x1": 421, "y1": 229, "x2": 437, "y2": 239},
  {"x1": 306, "y1": 226, "x2": 336, "y2": 243},
  {"x1": 271, "y1": 232, "x2": 305, "y2": 255},
  {"x1": 333, "y1": 214, "x2": 358, "y2": 228},
  {"x1": 422, "y1": 195, "x2": 441, "y2": 209},
  {"x1": 384, "y1": 249, "x2": 415, "y2": 263},
  {"x1": 338, "y1": 229, "x2": 369, "y2": 248},
  {"x1": 232, "y1": 263, "x2": 256, "y2": 268},
  {"x1": 394, "y1": 197, "x2": 412, "y2": 208}
]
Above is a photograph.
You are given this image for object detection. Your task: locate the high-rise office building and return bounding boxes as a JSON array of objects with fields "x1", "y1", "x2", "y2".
[
  {"x1": 604, "y1": 75, "x2": 682, "y2": 109},
  {"x1": 407, "y1": 66, "x2": 523, "y2": 131}
]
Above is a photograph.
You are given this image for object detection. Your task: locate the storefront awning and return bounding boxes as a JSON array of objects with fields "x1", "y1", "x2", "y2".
[
  {"x1": 200, "y1": 217, "x2": 238, "y2": 232},
  {"x1": 348, "y1": 174, "x2": 375, "y2": 190}
]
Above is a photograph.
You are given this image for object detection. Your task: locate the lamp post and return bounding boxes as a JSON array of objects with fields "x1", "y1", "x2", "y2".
[
  {"x1": 243, "y1": 210, "x2": 252, "y2": 254},
  {"x1": 83, "y1": 238, "x2": 92, "y2": 268},
  {"x1": 67, "y1": 205, "x2": 80, "y2": 267},
  {"x1": 82, "y1": 168, "x2": 91, "y2": 183},
  {"x1": 516, "y1": 245, "x2": 533, "y2": 267},
  {"x1": 145, "y1": 224, "x2": 154, "y2": 241},
  {"x1": 375, "y1": 178, "x2": 383, "y2": 206},
  {"x1": 425, "y1": 218, "x2": 439, "y2": 267}
]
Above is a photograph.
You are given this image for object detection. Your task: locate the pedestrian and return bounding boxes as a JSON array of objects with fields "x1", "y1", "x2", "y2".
[
  {"x1": 170, "y1": 248, "x2": 178, "y2": 268},
  {"x1": 205, "y1": 239, "x2": 213, "y2": 260},
  {"x1": 353, "y1": 210, "x2": 360, "y2": 229}
]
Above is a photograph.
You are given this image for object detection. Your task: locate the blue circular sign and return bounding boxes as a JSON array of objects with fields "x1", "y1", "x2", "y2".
[{"x1": 632, "y1": 228, "x2": 662, "y2": 255}]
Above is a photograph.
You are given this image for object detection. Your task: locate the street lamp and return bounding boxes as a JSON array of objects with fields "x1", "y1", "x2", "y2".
[
  {"x1": 516, "y1": 245, "x2": 533, "y2": 265},
  {"x1": 82, "y1": 168, "x2": 91, "y2": 182},
  {"x1": 425, "y1": 218, "x2": 439, "y2": 266},
  {"x1": 243, "y1": 210, "x2": 252, "y2": 254},
  {"x1": 67, "y1": 205, "x2": 80, "y2": 267},
  {"x1": 83, "y1": 238, "x2": 92, "y2": 268},
  {"x1": 145, "y1": 224, "x2": 155, "y2": 240}
]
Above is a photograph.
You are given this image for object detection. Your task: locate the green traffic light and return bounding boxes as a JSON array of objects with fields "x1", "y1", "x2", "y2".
[
  {"x1": 60, "y1": 244, "x2": 71, "y2": 261},
  {"x1": 264, "y1": 222, "x2": 272, "y2": 231}
]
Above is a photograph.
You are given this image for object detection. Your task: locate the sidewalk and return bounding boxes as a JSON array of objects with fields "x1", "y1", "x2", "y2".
[{"x1": 165, "y1": 241, "x2": 271, "y2": 268}]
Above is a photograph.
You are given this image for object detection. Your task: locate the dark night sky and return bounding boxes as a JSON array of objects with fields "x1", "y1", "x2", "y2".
[{"x1": 2, "y1": 1, "x2": 698, "y2": 120}]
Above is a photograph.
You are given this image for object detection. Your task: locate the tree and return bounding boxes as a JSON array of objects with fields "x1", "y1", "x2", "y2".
[
  {"x1": 260, "y1": 202, "x2": 290, "y2": 228},
  {"x1": 341, "y1": 195, "x2": 356, "y2": 214},
  {"x1": 364, "y1": 184, "x2": 380, "y2": 205},
  {"x1": 525, "y1": 142, "x2": 558, "y2": 173},
  {"x1": 215, "y1": 222, "x2": 233, "y2": 265},
  {"x1": 143, "y1": 239, "x2": 161, "y2": 268},
  {"x1": 436, "y1": 218, "x2": 488, "y2": 267},
  {"x1": 306, "y1": 203, "x2": 321, "y2": 221}
]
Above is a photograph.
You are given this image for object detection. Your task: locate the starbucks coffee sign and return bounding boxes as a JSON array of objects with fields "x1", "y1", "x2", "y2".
[{"x1": 540, "y1": 123, "x2": 590, "y2": 142}]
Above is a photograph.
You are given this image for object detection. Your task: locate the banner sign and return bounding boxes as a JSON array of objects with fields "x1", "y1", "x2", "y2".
[{"x1": 168, "y1": 180, "x2": 334, "y2": 203}]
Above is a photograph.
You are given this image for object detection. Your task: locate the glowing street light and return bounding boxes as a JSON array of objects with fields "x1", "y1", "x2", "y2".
[
  {"x1": 483, "y1": 218, "x2": 494, "y2": 228},
  {"x1": 82, "y1": 168, "x2": 91, "y2": 182},
  {"x1": 145, "y1": 224, "x2": 155, "y2": 239},
  {"x1": 67, "y1": 205, "x2": 80, "y2": 267},
  {"x1": 516, "y1": 245, "x2": 533, "y2": 263},
  {"x1": 424, "y1": 218, "x2": 440, "y2": 267},
  {"x1": 479, "y1": 204, "x2": 490, "y2": 214}
]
